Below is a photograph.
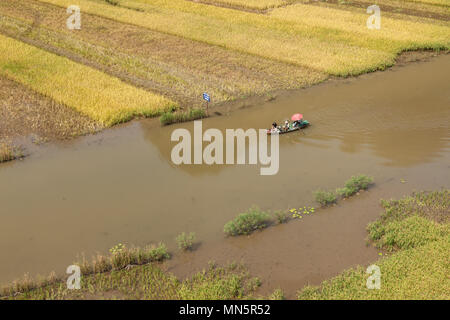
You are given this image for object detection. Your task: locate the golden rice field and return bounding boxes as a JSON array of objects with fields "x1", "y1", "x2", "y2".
[
  {"x1": 0, "y1": 34, "x2": 175, "y2": 126},
  {"x1": 38, "y1": 0, "x2": 450, "y2": 76}
]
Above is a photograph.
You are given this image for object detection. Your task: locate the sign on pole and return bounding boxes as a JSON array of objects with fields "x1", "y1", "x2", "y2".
[{"x1": 203, "y1": 92, "x2": 210, "y2": 116}]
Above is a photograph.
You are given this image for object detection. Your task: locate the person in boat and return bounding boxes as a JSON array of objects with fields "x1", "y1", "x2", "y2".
[
  {"x1": 283, "y1": 120, "x2": 290, "y2": 132},
  {"x1": 293, "y1": 119, "x2": 303, "y2": 128},
  {"x1": 271, "y1": 122, "x2": 280, "y2": 133}
]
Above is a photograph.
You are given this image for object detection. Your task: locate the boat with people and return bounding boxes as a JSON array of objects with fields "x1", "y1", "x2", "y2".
[{"x1": 267, "y1": 113, "x2": 310, "y2": 135}]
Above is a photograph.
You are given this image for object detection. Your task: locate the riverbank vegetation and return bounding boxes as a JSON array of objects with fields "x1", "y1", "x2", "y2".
[
  {"x1": 160, "y1": 108, "x2": 206, "y2": 126},
  {"x1": 314, "y1": 189, "x2": 338, "y2": 206},
  {"x1": 176, "y1": 232, "x2": 197, "y2": 251},
  {"x1": 298, "y1": 190, "x2": 449, "y2": 299},
  {"x1": 314, "y1": 174, "x2": 374, "y2": 206},
  {"x1": 224, "y1": 206, "x2": 272, "y2": 236},
  {"x1": 0, "y1": 142, "x2": 22, "y2": 163},
  {"x1": 2, "y1": 261, "x2": 260, "y2": 300},
  {"x1": 337, "y1": 175, "x2": 374, "y2": 198}
]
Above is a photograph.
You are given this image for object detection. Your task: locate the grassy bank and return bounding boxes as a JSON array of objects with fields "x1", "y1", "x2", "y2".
[
  {"x1": 0, "y1": 34, "x2": 175, "y2": 126},
  {"x1": 3, "y1": 261, "x2": 260, "y2": 300},
  {"x1": 298, "y1": 190, "x2": 450, "y2": 299}
]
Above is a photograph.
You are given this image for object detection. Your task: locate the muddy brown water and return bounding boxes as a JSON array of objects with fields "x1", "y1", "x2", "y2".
[{"x1": 0, "y1": 55, "x2": 449, "y2": 296}]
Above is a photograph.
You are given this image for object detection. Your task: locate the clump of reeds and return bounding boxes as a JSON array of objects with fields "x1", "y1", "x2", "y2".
[
  {"x1": 75, "y1": 242, "x2": 170, "y2": 276},
  {"x1": 160, "y1": 108, "x2": 206, "y2": 125},
  {"x1": 0, "y1": 143, "x2": 22, "y2": 163}
]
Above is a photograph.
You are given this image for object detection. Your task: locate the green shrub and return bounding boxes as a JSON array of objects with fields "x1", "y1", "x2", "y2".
[
  {"x1": 273, "y1": 210, "x2": 290, "y2": 224},
  {"x1": 160, "y1": 108, "x2": 206, "y2": 125},
  {"x1": 314, "y1": 189, "x2": 337, "y2": 206},
  {"x1": 224, "y1": 206, "x2": 271, "y2": 236},
  {"x1": 176, "y1": 232, "x2": 196, "y2": 251},
  {"x1": 337, "y1": 174, "x2": 374, "y2": 198},
  {"x1": 269, "y1": 288, "x2": 285, "y2": 300},
  {"x1": 159, "y1": 112, "x2": 175, "y2": 125}
]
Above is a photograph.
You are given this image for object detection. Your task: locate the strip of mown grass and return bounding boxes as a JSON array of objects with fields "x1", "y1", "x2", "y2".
[
  {"x1": 298, "y1": 190, "x2": 450, "y2": 299},
  {"x1": 38, "y1": 0, "x2": 449, "y2": 76},
  {"x1": 0, "y1": 34, "x2": 176, "y2": 126}
]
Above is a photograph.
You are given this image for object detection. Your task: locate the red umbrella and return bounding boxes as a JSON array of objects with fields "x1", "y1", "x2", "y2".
[{"x1": 291, "y1": 113, "x2": 303, "y2": 121}]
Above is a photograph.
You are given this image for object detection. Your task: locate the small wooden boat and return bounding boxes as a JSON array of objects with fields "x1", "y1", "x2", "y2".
[{"x1": 267, "y1": 120, "x2": 310, "y2": 135}]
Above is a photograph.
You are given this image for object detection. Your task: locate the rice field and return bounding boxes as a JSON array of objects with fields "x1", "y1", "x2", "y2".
[
  {"x1": 0, "y1": 0, "x2": 325, "y2": 108},
  {"x1": 0, "y1": 34, "x2": 176, "y2": 126},
  {"x1": 37, "y1": 0, "x2": 450, "y2": 75}
]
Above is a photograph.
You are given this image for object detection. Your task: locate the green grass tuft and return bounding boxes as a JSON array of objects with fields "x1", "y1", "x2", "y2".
[
  {"x1": 224, "y1": 206, "x2": 271, "y2": 236},
  {"x1": 313, "y1": 189, "x2": 337, "y2": 207},
  {"x1": 160, "y1": 108, "x2": 206, "y2": 125},
  {"x1": 176, "y1": 232, "x2": 196, "y2": 251},
  {"x1": 336, "y1": 174, "x2": 374, "y2": 198}
]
